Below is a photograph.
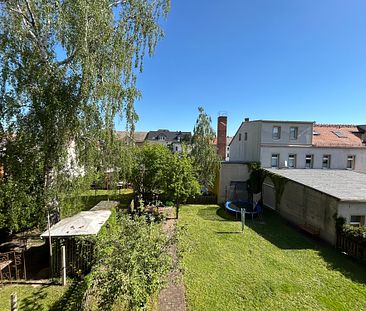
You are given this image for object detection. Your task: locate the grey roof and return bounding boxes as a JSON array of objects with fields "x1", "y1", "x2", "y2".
[
  {"x1": 146, "y1": 130, "x2": 191, "y2": 142},
  {"x1": 265, "y1": 169, "x2": 366, "y2": 202},
  {"x1": 41, "y1": 201, "x2": 118, "y2": 238}
]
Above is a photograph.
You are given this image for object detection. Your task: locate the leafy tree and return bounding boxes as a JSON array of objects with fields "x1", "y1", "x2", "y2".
[
  {"x1": 191, "y1": 107, "x2": 220, "y2": 191},
  {"x1": 0, "y1": 0, "x2": 169, "y2": 231},
  {"x1": 131, "y1": 143, "x2": 172, "y2": 194},
  {"x1": 132, "y1": 143, "x2": 200, "y2": 218},
  {"x1": 167, "y1": 147, "x2": 200, "y2": 218}
]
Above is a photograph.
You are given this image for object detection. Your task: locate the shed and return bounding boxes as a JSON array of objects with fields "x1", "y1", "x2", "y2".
[
  {"x1": 262, "y1": 169, "x2": 366, "y2": 244},
  {"x1": 41, "y1": 201, "x2": 119, "y2": 276}
]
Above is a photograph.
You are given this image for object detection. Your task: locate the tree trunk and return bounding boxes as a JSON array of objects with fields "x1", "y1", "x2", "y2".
[{"x1": 176, "y1": 200, "x2": 180, "y2": 219}]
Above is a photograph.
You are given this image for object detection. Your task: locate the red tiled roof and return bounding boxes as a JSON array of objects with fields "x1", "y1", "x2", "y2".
[{"x1": 312, "y1": 124, "x2": 365, "y2": 147}]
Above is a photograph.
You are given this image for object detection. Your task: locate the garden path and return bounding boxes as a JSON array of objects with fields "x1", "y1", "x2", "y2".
[{"x1": 157, "y1": 207, "x2": 186, "y2": 311}]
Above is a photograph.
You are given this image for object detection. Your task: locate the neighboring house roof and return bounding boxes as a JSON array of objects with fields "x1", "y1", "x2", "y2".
[
  {"x1": 115, "y1": 131, "x2": 148, "y2": 143},
  {"x1": 266, "y1": 169, "x2": 366, "y2": 202},
  {"x1": 312, "y1": 124, "x2": 366, "y2": 148},
  {"x1": 145, "y1": 130, "x2": 191, "y2": 142}
]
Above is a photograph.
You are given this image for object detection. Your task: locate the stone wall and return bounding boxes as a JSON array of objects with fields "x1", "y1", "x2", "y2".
[{"x1": 263, "y1": 176, "x2": 339, "y2": 245}]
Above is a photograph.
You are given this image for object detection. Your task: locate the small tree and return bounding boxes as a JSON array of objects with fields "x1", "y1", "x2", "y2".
[
  {"x1": 131, "y1": 143, "x2": 199, "y2": 218},
  {"x1": 191, "y1": 107, "x2": 220, "y2": 191},
  {"x1": 167, "y1": 148, "x2": 200, "y2": 219}
]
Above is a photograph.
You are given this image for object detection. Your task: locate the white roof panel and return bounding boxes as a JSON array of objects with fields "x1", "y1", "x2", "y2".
[{"x1": 41, "y1": 210, "x2": 111, "y2": 238}]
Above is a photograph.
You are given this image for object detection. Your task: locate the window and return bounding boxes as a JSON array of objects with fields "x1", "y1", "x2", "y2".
[
  {"x1": 158, "y1": 135, "x2": 166, "y2": 141},
  {"x1": 244, "y1": 132, "x2": 248, "y2": 141},
  {"x1": 272, "y1": 126, "x2": 281, "y2": 139},
  {"x1": 305, "y1": 155, "x2": 313, "y2": 169},
  {"x1": 271, "y1": 154, "x2": 279, "y2": 168},
  {"x1": 288, "y1": 154, "x2": 296, "y2": 168},
  {"x1": 332, "y1": 131, "x2": 347, "y2": 138},
  {"x1": 350, "y1": 215, "x2": 365, "y2": 227},
  {"x1": 290, "y1": 127, "x2": 298, "y2": 140},
  {"x1": 322, "y1": 155, "x2": 331, "y2": 169},
  {"x1": 347, "y1": 155, "x2": 355, "y2": 170},
  {"x1": 239, "y1": 133, "x2": 242, "y2": 141},
  {"x1": 175, "y1": 146, "x2": 178, "y2": 152}
]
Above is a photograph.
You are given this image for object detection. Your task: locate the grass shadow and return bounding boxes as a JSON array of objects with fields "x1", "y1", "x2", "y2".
[
  {"x1": 243, "y1": 207, "x2": 366, "y2": 284},
  {"x1": 50, "y1": 280, "x2": 87, "y2": 311},
  {"x1": 20, "y1": 286, "x2": 49, "y2": 311},
  {"x1": 197, "y1": 205, "x2": 237, "y2": 222},
  {"x1": 316, "y1": 242, "x2": 366, "y2": 284}
]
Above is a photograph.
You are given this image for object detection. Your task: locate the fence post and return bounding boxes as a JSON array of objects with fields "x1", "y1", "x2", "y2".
[
  {"x1": 11, "y1": 293, "x2": 17, "y2": 311},
  {"x1": 61, "y1": 245, "x2": 66, "y2": 286},
  {"x1": 241, "y1": 208, "x2": 246, "y2": 233}
]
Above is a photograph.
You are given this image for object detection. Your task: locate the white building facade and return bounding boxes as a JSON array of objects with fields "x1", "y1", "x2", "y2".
[{"x1": 229, "y1": 119, "x2": 366, "y2": 172}]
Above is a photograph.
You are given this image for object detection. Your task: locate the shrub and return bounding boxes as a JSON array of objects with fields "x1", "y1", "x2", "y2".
[
  {"x1": 341, "y1": 225, "x2": 366, "y2": 246},
  {"x1": 84, "y1": 212, "x2": 171, "y2": 310}
]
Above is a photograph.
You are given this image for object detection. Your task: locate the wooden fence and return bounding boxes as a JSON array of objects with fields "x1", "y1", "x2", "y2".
[
  {"x1": 336, "y1": 231, "x2": 366, "y2": 262},
  {"x1": 51, "y1": 238, "x2": 95, "y2": 278}
]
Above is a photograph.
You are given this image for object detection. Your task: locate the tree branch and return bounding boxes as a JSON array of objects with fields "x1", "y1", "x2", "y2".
[
  {"x1": 7, "y1": 1, "x2": 49, "y2": 62},
  {"x1": 109, "y1": 0, "x2": 127, "y2": 8},
  {"x1": 56, "y1": 48, "x2": 78, "y2": 66}
]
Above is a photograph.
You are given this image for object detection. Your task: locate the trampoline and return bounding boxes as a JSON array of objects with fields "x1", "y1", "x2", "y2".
[
  {"x1": 225, "y1": 200, "x2": 260, "y2": 220},
  {"x1": 225, "y1": 181, "x2": 262, "y2": 220}
]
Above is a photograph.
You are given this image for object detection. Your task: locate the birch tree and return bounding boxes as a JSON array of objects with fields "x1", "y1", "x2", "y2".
[{"x1": 0, "y1": 0, "x2": 169, "y2": 230}]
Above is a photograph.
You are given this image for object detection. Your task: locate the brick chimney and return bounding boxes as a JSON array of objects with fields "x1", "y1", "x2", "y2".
[{"x1": 217, "y1": 115, "x2": 227, "y2": 160}]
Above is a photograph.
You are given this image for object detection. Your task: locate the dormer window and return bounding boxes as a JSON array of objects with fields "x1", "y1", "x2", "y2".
[{"x1": 158, "y1": 134, "x2": 166, "y2": 141}]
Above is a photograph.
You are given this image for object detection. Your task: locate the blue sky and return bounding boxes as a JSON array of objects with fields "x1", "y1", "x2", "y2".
[{"x1": 115, "y1": 0, "x2": 366, "y2": 136}]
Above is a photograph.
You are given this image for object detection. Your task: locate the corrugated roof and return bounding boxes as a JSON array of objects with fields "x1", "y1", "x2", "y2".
[
  {"x1": 41, "y1": 201, "x2": 118, "y2": 238},
  {"x1": 266, "y1": 169, "x2": 366, "y2": 202}
]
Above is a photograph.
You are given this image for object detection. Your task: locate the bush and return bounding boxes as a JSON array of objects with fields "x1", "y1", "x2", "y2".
[
  {"x1": 84, "y1": 211, "x2": 171, "y2": 310},
  {"x1": 342, "y1": 225, "x2": 366, "y2": 246}
]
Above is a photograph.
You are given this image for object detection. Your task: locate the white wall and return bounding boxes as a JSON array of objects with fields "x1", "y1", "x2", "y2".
[
  {"x1": 260, "y1": 122, "x2": 313, "y2": 145},
  {"x1": 260, "y1": 146, "x2": 366, "y2": 171},
  {"x1": 337, "y1": 202, "x2": 366, "y2": 224},
  {"x1": 229, "y1": 121, "x2": 261, "y2": 162}
]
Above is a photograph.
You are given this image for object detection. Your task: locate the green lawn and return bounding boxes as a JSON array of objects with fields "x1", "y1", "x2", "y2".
[
  {"x1": 178, "y1": 205, "x2": 366, "y2": 311},
  {"x1": 0, "y1": 284, "x2": 66, "y2": 311},
  {"x1": 0, "y1": 280, "x2": 87, "y2": 311}
]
